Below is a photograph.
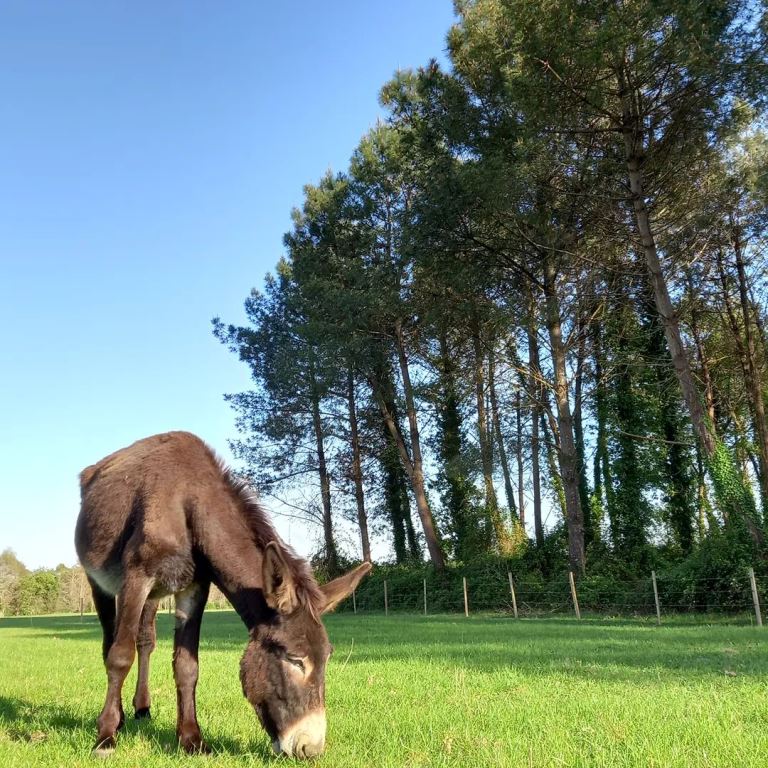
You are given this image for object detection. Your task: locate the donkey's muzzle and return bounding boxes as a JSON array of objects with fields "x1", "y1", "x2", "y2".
[{"x1": 273, "y1": 710, "x2": 326, "y2": 759}]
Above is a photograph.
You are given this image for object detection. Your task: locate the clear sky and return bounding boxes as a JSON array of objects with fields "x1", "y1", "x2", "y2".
[{"x1": 0, "y1": 1, "x2": 456, "y2": 569}]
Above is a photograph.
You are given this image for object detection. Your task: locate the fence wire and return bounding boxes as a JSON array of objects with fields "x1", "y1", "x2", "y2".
[{"x1": 342, "y1": 568, "x2": 765, "y2": 625}]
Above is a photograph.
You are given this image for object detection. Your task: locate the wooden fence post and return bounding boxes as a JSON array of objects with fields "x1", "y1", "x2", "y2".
[
  {"x1": 423, "y1": 578, "x2": 427, "y2": 616},
  {"x1": 568, "y1": 571, "x2": 581, "y2": 620},
  {"x1": 749, "y1": 568, "x2": 762, "y2": 627},
  {"x1": 384, "y1": 580, "x2": 388, "y2": 616},
  {"x1": 463, "y1": 576, "x2": 469, "y2": 617},
  {"x1": 508, "y1": 572, "x2": 518, "y2": 619},
  {"x1": 651, "y1": 570, "x2": 661, "y2": 625}
]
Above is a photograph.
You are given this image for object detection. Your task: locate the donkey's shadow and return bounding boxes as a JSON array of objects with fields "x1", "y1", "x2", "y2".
[
  {"x1": 0, "y1": 695, "x2": 88, "y2": 736},
  {"x1": 0, "y1": 695, "x2": 273, "y2": 759}
]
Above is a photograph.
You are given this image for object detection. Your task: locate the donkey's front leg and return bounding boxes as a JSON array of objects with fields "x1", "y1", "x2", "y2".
[
  {"x1": 173, "y1": 582, "x2": 210, "y2": 754},
  {"x1": 94, "y1": 575, "x2": 153, "y2": 755}
]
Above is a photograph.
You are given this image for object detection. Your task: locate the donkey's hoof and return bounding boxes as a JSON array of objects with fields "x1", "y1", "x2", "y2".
[
  {"x1": 92, "y1": 735, "x2": 116, "y2": 757},
  {"x1": 180, "y1": 736, "x2": 211, "y2": 755},
  {"x1": 134, "y1": 707, "x2": 151, "y2": 720}
]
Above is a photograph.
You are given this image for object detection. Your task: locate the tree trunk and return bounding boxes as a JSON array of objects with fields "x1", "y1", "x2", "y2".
[
  {"x1": 374, "y1": 358, "x2": 419, "y2": 564},
  {"x1": 625, "y1": 161, "x2": 714, "y2": 455},
  {"x1": 732, "y1": 221, "x2": 768, "y2": 514},
  {"x1": 526, "y1": 308, "x2": 544, "y2": 545},
  {"x1": 645, "y1": 297, "x2": 696, "y2": 553},
  {"x1": 573, "y1": 318, "x2": 592, "y2": 545},
  {"x1": 611, "y1": 334, "x2": 647, "y2": 556},
  {"x1": 380, "y1": 422, "x2": 408, "y2": 564},
  {"x1": 471, "y1": 313, "x2": 502, "y2": 540},
  {"x1": 731, "y1": 407, "x2": 758, "y2": 495},
  {"x1": 686, "y1": 271, "x2": 717, "y2": 423},
  {"x1": 375, "y1": 392, "x2": 438, "y2": 563},
  {"x1": 716, "y1": 248, "x2": 752, "y2": 395},
  {"x1": 346, "y1": 368, "x2": 371, "y2": 562},
  {"x1": 439, "y1": 329, "x2": 489, "y2": 558},
  {"x1": 695, "y1": 443, "x2": 716, "y2": 537},
  {"x1": 404, "y1": 496, "x2": 420, "y2": 559},
  {"x1": 618, "y1": 66, "x2": 762, "y2": 548},
  {"x1": 488, "y1": 344, "x2": 518, "y2": 520},
  {"x1": 616, "y1": 60, "x2": 713, "y2": 457},
  {"x1": 384, "y1": 318, "x2": 445, "y2": 569},
  {"x1": 515, "y1": 388, "x2": 526, "y2": 527},
  {"x1": 715, "y1": 247, "x2": 767, "y2": 515},
  {"x1": 542, "y1": 254, "x2": 585, "y2": 574},
  {"x1": 308, "y1": 356, "x2": 338, "y2": 573},
  {"x1": 541, "y1": 412, "x2": 566, "y2": 518},
  {"x1": 530, "y1": 404, "x2": 543, "y2": 544},
  {"x1": 748, "y1": 284, "x2": 768, "y2": 357},
  {"x1": 592, "y1": 320, "x2": 612, "y2": 520}
]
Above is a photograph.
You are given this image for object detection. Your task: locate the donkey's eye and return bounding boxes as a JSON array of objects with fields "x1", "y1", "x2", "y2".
[{"x1": 285, "y1": 656, "x2": 305, "y2": 672}]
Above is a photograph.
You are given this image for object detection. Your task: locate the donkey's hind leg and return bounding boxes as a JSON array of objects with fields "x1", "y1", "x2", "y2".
[
  {"x1": 87, "y1": 577, "x2": 126, "y2": 733},
  {"x1": 132, "y1": 598, "x2": 159, "y2": 719},
  {"x1": 93, "y1": 574, "x2": 154, "y2": 755},
  {"x1": 88, "y1": 575, "x2": 116, "y2": 663}
]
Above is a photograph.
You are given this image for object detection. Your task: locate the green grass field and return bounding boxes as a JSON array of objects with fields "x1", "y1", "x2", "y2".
[{"x1": 0, "y1": 612, "x2": 765, "y2": 767}]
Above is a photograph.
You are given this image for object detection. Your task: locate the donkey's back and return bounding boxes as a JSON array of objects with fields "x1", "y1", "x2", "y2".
[{"x1": 75, "y1": 431, "x2": 228, "y2": 599}]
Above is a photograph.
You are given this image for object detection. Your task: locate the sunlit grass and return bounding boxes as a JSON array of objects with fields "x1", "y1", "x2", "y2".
[{"x1": 1, "y1": 611, "x2": 766, "y2": 767}]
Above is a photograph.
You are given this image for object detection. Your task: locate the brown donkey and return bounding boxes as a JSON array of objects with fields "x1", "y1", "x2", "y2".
[{"x1": 74, "y1": 431, "x2": 371, "y2": 758}]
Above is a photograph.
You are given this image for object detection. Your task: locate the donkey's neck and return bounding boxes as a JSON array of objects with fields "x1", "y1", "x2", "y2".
[
  {"x1": 194, "y1": 497, "x2": 273, "y2": 631},
  {"x1": 216, "y1": 582, "x2": 273, "y2": 631},
  {"x1": 204, "y1": 541, "x2": 271, "y2": 631}
]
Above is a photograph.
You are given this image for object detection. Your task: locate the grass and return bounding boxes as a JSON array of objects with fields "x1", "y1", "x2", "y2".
[{"x1": 0, "y1": 611, "x2": 766, "y2": 767}]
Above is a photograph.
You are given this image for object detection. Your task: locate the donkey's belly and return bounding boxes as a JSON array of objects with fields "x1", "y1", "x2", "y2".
[
  {"x1": 85, "y1": 552, "x2": 197, "y2": 599},
  {"x1": 86, "y1": 563, "x2": 124, "y2": 597},
  {"x1": 148, "y1": 552, "x2": 197, "y2": 598}
]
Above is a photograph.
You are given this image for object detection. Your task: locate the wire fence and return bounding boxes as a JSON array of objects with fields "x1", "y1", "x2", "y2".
[
  {"x1": 8, "y1": 568, "x2": 762, "y2": 627},
  {"x1": 341, "y1": 568, "x2": 766, "y2": 626}
]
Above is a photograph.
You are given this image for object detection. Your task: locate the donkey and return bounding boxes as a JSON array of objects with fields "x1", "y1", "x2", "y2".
[{"x1": 74, "y1": 431, "x2": 371, "y2": 758}]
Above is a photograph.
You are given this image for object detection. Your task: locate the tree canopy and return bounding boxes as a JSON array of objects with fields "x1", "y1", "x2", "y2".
[{"x1": 215, "y1": 0, "x2": 768, "y2": 581}]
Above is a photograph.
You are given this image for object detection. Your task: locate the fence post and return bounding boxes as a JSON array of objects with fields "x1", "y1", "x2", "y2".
[
  {"x1": 384, "y1": 580, "x2": 388, "y2": 616},
  {"x1": 423, "y1": 578, "x2": 427, "y2": 616},
  {"x1": 748, "y1": 568, "x2": 763, "y2": 627},
  {"x1": 568, "y1": 571, "x2": 581, "y2": 620},
  {"x1": 352, "y1": 588, "x2": 356, "y2": 615},
  {"x1": 651, "y1": 570, "x2": 661, "y2": 625},
  {"x1": 508, "y1": 572, "x2": 518, "y2": 619},
  {"x1": 463, "y1": 576, "x2": 469, "y2": 617}
]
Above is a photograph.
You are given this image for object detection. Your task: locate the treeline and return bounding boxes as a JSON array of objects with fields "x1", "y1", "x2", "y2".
[
  {"x1": 214, "y1": 1, "x2": 768, "y2": 580},
  {"x1": 0, "y1": 549, "x2": 91, "y2": 617},
  {"x1": 0, "y1": 550, "x2": 234, "y2": 618}
]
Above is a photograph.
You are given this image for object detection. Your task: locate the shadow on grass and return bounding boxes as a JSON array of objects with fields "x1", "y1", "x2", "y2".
[
  {"x1": 0, "y1": 694, "x2": 274, "y2": 759},
  {"x1": 0, "y1": 695, "x2": 89, "y2": 736},
  {"x1": 337, "y1": 615, "x2": 767, "y2": 682},
  {"x1": 4, "y1": 612, "x2": 765, "y2": 684}
]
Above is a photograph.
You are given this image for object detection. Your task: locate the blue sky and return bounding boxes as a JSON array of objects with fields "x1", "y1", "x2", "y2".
[{"x1": 0, "y1": 1, "x2": 456, "y2": 569}]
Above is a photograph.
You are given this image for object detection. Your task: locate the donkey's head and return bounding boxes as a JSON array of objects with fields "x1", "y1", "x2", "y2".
[{"x1": 240, "y1": 543, "x2": 371, "y2": 759}]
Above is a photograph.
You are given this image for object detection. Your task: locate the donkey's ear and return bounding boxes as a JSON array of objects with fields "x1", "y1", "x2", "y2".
[
  {"x1": 262, "y1": 542, "x2": 298, "y2": 614},
  {"x1": 320, "y1": 561, "x2": 373, "y2": 614}
]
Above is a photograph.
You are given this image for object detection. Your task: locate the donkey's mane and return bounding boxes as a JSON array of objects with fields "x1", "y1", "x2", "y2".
[{"x1": 218, "y1": 460, "x2": 324, "y2": 620}]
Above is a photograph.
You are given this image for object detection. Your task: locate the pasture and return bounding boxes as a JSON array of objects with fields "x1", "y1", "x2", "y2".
[{"x1": 0, "y1": 612, "x2": 765, "y2": 767}]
